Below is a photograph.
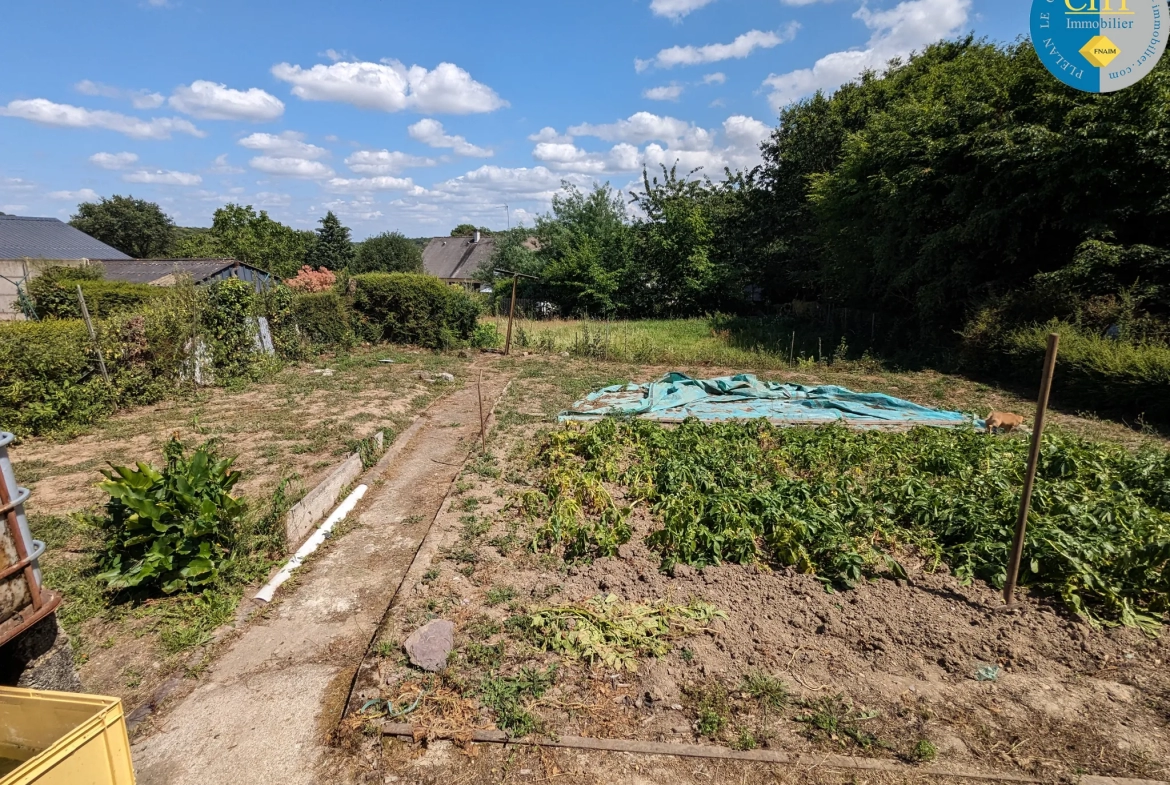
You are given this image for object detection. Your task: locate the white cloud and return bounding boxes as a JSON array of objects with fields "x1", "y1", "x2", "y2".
[
  {"x1": 238, "y1": 131, "x2": 329, "y2": 159},
  {"x1": 0, "y1": 99, "x2": 204, "y2": 139},
  {"x1": 408, "y1": 119, "x2": 492, "y2": 157},
  {"x1": 781, "y1": 0, "x2": 836, "y2": 4},
  {"x1": 650, "y1": 0, "x2": 717, "y2": 19},
  {"x1": 0, "y1": 178, "x2": 36, "y2": 191},
  {"x1": 253, "y1": 191, "x2": 292, "y2": 207},
  {"x1": 123, "y1": 169, "x2": 202, "y2": 186},
  {"x1": 722, "y1": 115, "x2": 771, "y2": 150},
  {"x1": 325, "y1": 175, "x2": 418, "y2": 193},
  {"x1": 433, "y1": 165, "x2": 589, "y2": 202},
  {"x1": 644, "y1": 84, "x2": 685, "y2": 101},
  {"x1": 47, "y1": 188, "x2": 100, "y2": 201},
  {"x1": 248, "y1": 156, "x2": 334, "y2": 179},
  {"x1": 271, "y1": 59, "x2": 507, "y2": 114},
  {"x1": 638, "y1": 26, "x2": 797, "y2": 71},
  {"x1": 0, "y1": 205, "x2": 28, "y2": 213},
  {"x1": 528, "y1": 127, "x2": 572, "y2": 144},
  {"x1": 169, "y1": 81, "x2": 285, "y2": 122},
  {"x1": 702, "y1": 72, "x2": 727, "y2": 85},
  {"x1": 569, "y1": 112, "x2": 712, "y2": 147},
  {"x1": 210, "y1": 153, "x2": 244, "y2": 174},
  {"x1": 322, "y1": 198, "x2": 384, "y2": 222},
  {"x1": 533, "y1": 142, "x2": 642, "y2": 174},
  {"x1": 75, "y1": 80, "x2": 165, "y2": 109},
  {"x1": 764, "y1": 0, "x2": 970, "y2": 107},
  {"x1": 345, "y1": 149, "x2": 436, "y2": 174},
  {"x1": 89, "y1": 151, "x2": 139, "y2": 170}
]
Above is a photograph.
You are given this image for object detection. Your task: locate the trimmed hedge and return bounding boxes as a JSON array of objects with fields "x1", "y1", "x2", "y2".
[
  {"x1": 29, "y1": 273, "x2": 167, "y2": 320},
  {"x1": 351, "y1": 273, "x2": 479, "y2": 348},
  {"x1": 293, "y1": 291, "x2": 354, "y2": 347},
  {"x1": 962, "y1": 317, "x2": 1170, "y2": 426}
]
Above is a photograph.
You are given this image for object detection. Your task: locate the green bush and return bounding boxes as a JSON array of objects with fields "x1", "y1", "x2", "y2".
[
  {"x1": 97, "y1": 437, "x2": 245, "y2": 594},
  {"x1": 351, "y1": 273, "x2": 480, "y2": 348},
  {"x1": 29, "y1": 270, "x2": 166, "y2": 320},
  {"x1": 292, "y1": 291, "x2": 354, "y2": 347},
  {"x1": 962, "y1": 317, "x2": 1170, "y2": 425},
  {"x1": 204, "y1": 277, "x2": 257, "y2": 379}
]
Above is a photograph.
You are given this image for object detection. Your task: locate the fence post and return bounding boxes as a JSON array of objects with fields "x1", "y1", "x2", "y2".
[{"x1": 76, "y1": 285, "x2": 112, "y2": 387}]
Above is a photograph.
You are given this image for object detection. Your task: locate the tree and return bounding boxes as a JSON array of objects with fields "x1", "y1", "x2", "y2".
[
  {"x1": 169, "y1": 227, "x2": 225, "y2": 258},
  {"x1": 70, "y1": 195, "x2": 175, "y2": 258},
  {"x1": 307, "y1": 211, "x2": 355, "y2": 270},
  {"x1": 451, "y1": 224, "x2": 492, "y2": 237},
  {"x1": 207, "y1": 204, "x2": 314, "y2": 278},
  {"x1": 353, "y1": 232, "x2": 424, "y2": 273}
]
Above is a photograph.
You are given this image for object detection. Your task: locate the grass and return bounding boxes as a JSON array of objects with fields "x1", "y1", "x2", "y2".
[
  {"x1": 485, "y1": 585, "x2": 517, "y2": 606},
  {"x1": 796, "y1": 695, "x2": 883, "y2": 749},
  {"x1": 479, "y1": 666, "x2": 557, "y2": 736}
]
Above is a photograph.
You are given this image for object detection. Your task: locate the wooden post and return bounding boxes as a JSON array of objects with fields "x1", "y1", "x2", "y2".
[
  {"x1": 77, "y1": 285, "x2": 111, "y2": 386},
  {"x1": 477, "y1": 371, "x2": 486, "y2": 453},
  {"x1": 504, "y1": 274, "x2": 518, "y2": 356},
  {"x1": 789, "y1": 332, "x2": 795, "y2": 365},
  {"x1": 1003, "y1": 333, "x2": 1060, "y2": 608}
]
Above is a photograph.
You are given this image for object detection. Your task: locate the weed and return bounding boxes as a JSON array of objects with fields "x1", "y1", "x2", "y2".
[
  {"x1": 422, "y1": 568, "x2": 440, "y2": 584},
  {"x1": 732, "y1": 727, "x2": 757, "y2": 751},
  {"x1": 466, "y1": 615, "x2": 502, "y2": 638},
  {"x1": 796, "y1": 695, "x2": 882, "y2": 749},
  {"x1": 458, "y1": 497, "x2": 480, "y2": 513},
  {"x1": 680, "y1": 648, "x2": 695, "y2": 663},
  {"x1": 486, "y1": 586, "x2": 518, "y2": 607},
  {"x1": 375, "y1": 639, "x2": 399, "y2": 658},
  {"x1": 464, "y1": 642, "x2": 504, "y2": 668},
  {"x1": 913, "y1": 739, "x2": 938, "y2": 762},
  {"x1": 741, "y1": 672, "x2": 789, "y2": 710},
  {"x1": 479, "y1": 666, "x2": 557, "y2": 736},
  {"x1": 458, "y1": 564, "x2": 476, "y2": 577},
  {"x1": 470, "y1": 453, "x2": 502, "y2": 479},
  {"x1": 454, "y1": 479, "x2": 474, "y2": 495},
  {"x1": 461, "y1": 515, "x2": 491, "y2": 540},
  {"x1": 690, "y1": 683, "x2": 729, "y2": 739}
]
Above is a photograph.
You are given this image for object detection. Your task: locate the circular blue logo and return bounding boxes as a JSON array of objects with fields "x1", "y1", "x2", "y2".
[{"x1": 1031, "y1": 0, "x2": 1168, "y2": 92}]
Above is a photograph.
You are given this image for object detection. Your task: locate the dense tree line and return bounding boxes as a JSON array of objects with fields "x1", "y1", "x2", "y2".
[{"x1": 485, "y1": 37, "x2": 1170, "y2": 350}]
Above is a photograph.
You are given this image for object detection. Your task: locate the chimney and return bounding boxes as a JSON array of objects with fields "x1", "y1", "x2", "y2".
[{"x1": 473, "y1": 230, "x2": 481, "y2": 244}]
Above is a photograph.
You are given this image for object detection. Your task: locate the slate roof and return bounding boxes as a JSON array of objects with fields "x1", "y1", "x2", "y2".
[
  {"x1": 422, "y1": 236, "x2": 496, "y2": 281},
  {"x1": 100, "y1": 259, "x2": 256, "y2": 285},
  {"x1": 0, "y1": 215, "x2": 132, "y2": 261}
]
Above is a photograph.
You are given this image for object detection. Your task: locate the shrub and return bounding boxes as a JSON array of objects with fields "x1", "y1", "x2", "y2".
[
  {"x1": 204, "y1": 277, "x2": 256, "y2": 379},
  {"x1": 97, "y1": 437, "x2": 245, "y2": 594},
  {"x1": 471, "y1": 322, "x2": 503, "y2": 349},
  {"x1": 293, "y1": 291, "x2": 354, "y2": 347},
  {"x1": 285, "y1": 265, "x2": 336, "y2": 293},
  {"x1": 351, "y1": 273, "x2": 480, "y2": 348},
  {"x1": 28, "y1": 267, "x2": 165, "y2": 320}
]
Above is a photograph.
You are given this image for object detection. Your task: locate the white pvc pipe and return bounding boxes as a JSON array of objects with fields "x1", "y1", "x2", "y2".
[{"x1": 255, "y1": 484, "x2": 368, "y2": 603}]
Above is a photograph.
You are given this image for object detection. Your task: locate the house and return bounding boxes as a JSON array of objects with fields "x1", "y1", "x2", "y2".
[
  {"x1": 422, "y1": 232, "x2": 495, "y2": 291},
  {"x1": 0, "y1": 215, "x2": 130, "y2": 319},
  {"x1": 99, "y1": 259, "x2": 272, "y2": 291}
]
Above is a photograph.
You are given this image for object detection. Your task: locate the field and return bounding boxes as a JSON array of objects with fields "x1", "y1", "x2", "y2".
[
  {"x1": 12, "y1": 347, "x2": 469, "y2": 706},
  {"x1": 338, "y1": 349, "x2": 1170, "y2": 783}
]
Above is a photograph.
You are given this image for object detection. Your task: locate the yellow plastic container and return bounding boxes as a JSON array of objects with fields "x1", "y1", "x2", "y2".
[{"x1": 0, "y1": 687, "x2": 134, "y2": 785}]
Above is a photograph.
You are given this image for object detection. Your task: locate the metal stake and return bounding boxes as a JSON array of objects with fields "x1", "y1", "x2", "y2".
[
  {"x1": 477, "y1": 371, "x2": 486, "y2": 453},
  {"x1": 1003, "y1": 332, "x2": 1060, "y2": 608},
  {"x1": 77, "y1": 285, "x2": 111, "y2": 386}
]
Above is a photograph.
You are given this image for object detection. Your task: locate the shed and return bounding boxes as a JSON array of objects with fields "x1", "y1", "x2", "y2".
[
  {"x1": 422, "y1": 234, "x2": 495, "y2": 290},
  {"x1": 98, "y1": 259, "x2": 272, "y2": 290}
]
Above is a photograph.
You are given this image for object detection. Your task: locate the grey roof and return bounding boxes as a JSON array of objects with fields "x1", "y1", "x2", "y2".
[
  {"x1": 422, "y1": 236, "x2": 496, "y2": 280},
  {"x1": 100, "y1": 259, "x2": 257, "y2": 285},
  {"x1": 0, "y1": 215, "x2": 132, "y2": 261}
]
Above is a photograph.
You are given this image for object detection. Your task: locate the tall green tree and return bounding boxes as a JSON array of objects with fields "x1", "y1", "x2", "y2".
[
  {"x1": 353, "y1": 232, "x2": 423, "y2": 273},
  {"x1": 206, "y1": 204, "x2": 314, "y2": 278},
  {"x1": 70, "y1": 195, "x2": 175, "y2": 258},
  {"x1": 451, "y1": 224, "x2": 492, "y2": 237},
  {"x1": 307, "y1": 211, "x2": 355, "y2": 270}
]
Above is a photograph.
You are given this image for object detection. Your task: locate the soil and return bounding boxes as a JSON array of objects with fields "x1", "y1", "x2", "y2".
[{"x1": 338, "y1": 357, "x2": 1170, "y2": 785}]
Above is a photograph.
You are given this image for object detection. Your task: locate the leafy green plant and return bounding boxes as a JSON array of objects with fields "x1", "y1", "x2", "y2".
[
  {"x1": 518, "y1": 594, "x2": 726, "y2": 672},
  {"x1": 913, "y1": 739, "x2": 938, "y2": 762},
  {"x1": 689, "y1": 682, "x2": 729, "y2": 739},
  {"x1": 485, "y1": 585, "x2": 517, "y2": 606},
  {"x1": 795, "y1": 695, "x2": 882, "y2": 749},
  {"x1": 479, "y1": 666, "x2": 556, "y2": 736},
  {"x1": 530, "y1": 419, "x2": 1170, "y2": 631},
  {"x1": 204, "y1": 277, "x2": 256, "y2": 379},
  {"x1": 96, "y1": 436, "x2": 245, "y2": 594}
]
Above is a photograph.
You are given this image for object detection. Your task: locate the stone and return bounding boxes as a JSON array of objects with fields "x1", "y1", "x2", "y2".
[
  {"x1": 437, "y1": 373, "x2": 455, "y2": 383},
  {"x1": 403, "y1": 619, "x2": 455, "y2": 672}
]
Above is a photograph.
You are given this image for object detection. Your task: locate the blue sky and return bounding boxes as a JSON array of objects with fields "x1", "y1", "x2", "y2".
[{"x1": 0, "y1": 0, "x2": 1026, "y2": 239}]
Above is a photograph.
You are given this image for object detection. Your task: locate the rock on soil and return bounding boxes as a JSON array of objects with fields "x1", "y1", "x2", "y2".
[{"x1": 404, "y1": 620, "x2": 455, "y2": 672}]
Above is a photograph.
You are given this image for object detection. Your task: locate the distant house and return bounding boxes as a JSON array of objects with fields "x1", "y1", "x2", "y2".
[
  {"x1": 100, "y1": 259, "x2": 272, "y2": 291},
  {"x1": 0, "y1": 215, "x2": 131, "y2": 320},
  {"x1": 422, "y1": 232, "x2": 495, "y2": 291}
]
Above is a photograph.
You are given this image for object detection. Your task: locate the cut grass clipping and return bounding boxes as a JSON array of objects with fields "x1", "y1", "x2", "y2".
[
  {"x1": 515, "y1": 594, "x2": 725, "y2": 672},
  {"x1": 526, "y1": 419, "x2": 1170, "y2": 632}
]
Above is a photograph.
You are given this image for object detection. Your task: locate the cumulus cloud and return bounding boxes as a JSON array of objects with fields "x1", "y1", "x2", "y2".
[
  {"x1": 569, "y1": 112, "x2": 711, "y2": 147},
  {"x1": 533, "y1": 142, "x2": 642, "y2": 174},
  {"x1": 764, "y1": 0, "x2": 970, "y2": 108},
  {"x1": 408, "y1": 119, "x2": 492, "y2": 157},
  {"x1": 210, "y1": 153, "x2": 244, "y2": 174},
  {"x1": 637, "y1": 26, "x2": 797, "y2": 71},
  {"x1": 248, "y1": 156, "x2": 334, "y2": 179},
  {"x1": 433, "y1": 165, "x2": 589, "y2": 202},
  {"x1": 75, "y1": 80, "x2": 165, "y2": 109},
  {"x1": 238, "y1": 131, "x2": 329, "y2": 159},
  {"x1": 123, "y1": 169, "x2": 202, "y2": 186},
  {"x1": 89, "y1": 151, "x2": 139, "y2": 170},
  {"x1": 644, "y1": 84, "x2": 685, "y2": 101},
  {"x1": 271, "y1": 59, "x2": 507, "y2": 114},
  {"x1": 781, "y1": 0, "x2": 836, "y2": 4},
  {"x1": 47, "y1": 188, "x2": 100, "y2": 201},
  {"x1": 169, "y1": 81, "x2": 285, "y2": 122},
  {"x1": 325, "y1": 175, "x2": 419, "y2": 193},
  {"x1": 528, "y1": 127, "x2": 572, "y2": 144},
  {"x1": 650, "y1": 0, "x2": 717, "y2": 19},
  {"x1": 344, "y1": 149, "x2": 436, "y2": 174},
  {"x1": 0, "y1": 99, "x2": 204, "y2": 139},
  {"x1": 702, "y1": 72, "x2": 727, "y2": 85}
]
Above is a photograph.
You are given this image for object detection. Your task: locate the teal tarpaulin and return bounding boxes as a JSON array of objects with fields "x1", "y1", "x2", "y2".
[{"x1": 559, "y1": 372, "x2": 981, "y2": 430}]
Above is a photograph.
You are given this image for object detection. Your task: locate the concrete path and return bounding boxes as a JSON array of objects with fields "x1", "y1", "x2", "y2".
[{"x1": 131, "y1": 364, "x2": 510, "y2": 785}]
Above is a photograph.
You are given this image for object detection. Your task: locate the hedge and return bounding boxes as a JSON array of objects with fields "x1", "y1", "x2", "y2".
[
  {"x1": 293, "y1": 291, "x2": 354, "y2": 347},
  {"x1": 350, "y1": 273, "x2": 479, "y2": 348},
  {"x1": 961, "y1": 316, "x2": 1170, "y2": 426},
  {"x1": 29, "y1": 274, "x2": 167, "y2": 320}
]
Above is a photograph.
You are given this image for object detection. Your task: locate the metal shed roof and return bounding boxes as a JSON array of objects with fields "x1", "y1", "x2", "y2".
[
  {"x1": 422, "y1": 236, "x2": 496, "y2": 280},
  {"x1": 100, "y1": 259, "x2": 263, "y2": 285},
  {"x1": 0, "y1": 215, "x2": 132, "y2": 261}
]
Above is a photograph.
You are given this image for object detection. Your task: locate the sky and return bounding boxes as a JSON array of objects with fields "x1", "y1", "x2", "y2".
[{"x1": 0, "y1": 0, "x2": 1026, "y2": 239}]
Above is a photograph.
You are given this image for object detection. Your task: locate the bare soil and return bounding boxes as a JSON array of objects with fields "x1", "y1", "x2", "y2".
[{"x1": 338, "y1": 356, "x2": 1170, "y2": 785}]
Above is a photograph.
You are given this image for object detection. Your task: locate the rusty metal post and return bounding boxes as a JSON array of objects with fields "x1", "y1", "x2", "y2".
[
  {"x1": 77, "y1": 285, "x2": 111, "y2": 386},
  {"x1": 477, "y1": 371, "x2": 487, "y2": 453},
  {"x1": 1003, "y1": 333, "x2": 1060, "y2": 608},
  {"x1": 504, "y1": 275, "x2": 518, "y2": 356}
]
